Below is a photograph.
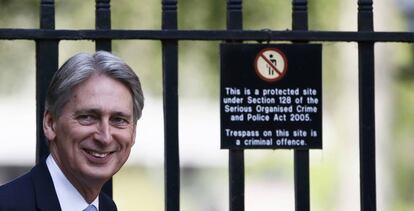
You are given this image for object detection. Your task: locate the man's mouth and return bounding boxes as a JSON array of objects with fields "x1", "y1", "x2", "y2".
[{"x1": 84, "y1": 149, "x2": 112, "y2": 158}]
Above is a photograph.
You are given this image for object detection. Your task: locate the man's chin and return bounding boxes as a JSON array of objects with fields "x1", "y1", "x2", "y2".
[{"x1": 81, "y1": 166, "x2": 116, "y2": 182}]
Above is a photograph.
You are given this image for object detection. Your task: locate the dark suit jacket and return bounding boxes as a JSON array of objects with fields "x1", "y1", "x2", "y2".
[{"x1": 0, "y1": 158, "x2": 117, "y2": 211}]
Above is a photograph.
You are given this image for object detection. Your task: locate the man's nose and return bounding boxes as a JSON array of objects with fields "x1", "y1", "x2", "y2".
[{"x1": 94, "y1": 120, "x2": 112, "y2": 144}]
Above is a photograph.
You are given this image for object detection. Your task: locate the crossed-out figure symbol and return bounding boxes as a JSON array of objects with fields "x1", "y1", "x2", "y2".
[{"x1": 267, "y1": 54, "x2": 277, "y2": 75}]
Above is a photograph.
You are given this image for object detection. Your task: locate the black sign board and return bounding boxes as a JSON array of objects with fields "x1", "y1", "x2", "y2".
[{"x1": 220, "y1": 44, "x2": 322, "y2": 149}]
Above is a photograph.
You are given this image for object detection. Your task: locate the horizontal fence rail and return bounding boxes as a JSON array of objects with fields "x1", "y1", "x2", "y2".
[{"x1": 1, "y1": 29, "x2": 414, "y2": 42}]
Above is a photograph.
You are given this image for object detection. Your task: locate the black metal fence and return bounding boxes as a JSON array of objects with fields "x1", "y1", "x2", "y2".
[{"x1": 0, "y1": 0, "x2": 411, "y2": 210}]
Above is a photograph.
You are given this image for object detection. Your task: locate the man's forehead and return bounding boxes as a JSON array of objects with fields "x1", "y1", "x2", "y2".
[
  {"x1": 69, "y1": 97, "x2": 133, "y2": 113},
  {"x1": 73, "y1": 107, "x2": 133, "y2": 117},
  {"x1": 64, "y1": 74, "x2": 133, "y2": 114},
  {"x1": 71, "y1": 74, "x2": 131, "y2": 96}
]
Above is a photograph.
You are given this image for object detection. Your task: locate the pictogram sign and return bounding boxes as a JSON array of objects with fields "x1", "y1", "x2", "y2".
[
  {"x1": 220, "y1": 44, "x2": 323, "y2": 150},
  {"x1": 254, "y1": 48, "x2": 288, "y2": 82}
]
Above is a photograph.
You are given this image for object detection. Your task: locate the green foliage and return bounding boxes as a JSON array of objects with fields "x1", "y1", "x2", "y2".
[
  {"x1": 0, "y1": 0, "x2": 38, "y2": 28},
  {"x1": 178, "y1": 0, "x2": 225, "y2": 29},
  {"x1": 0, "y1": 1, "x2": 38, "y2": 95},
  {"x1": 393, "y1": 76, "x2": 414, "y2": 209},
  {"x1": 308, "y1": 0, "x2": 342, "y2": 30},
  {"x1": 244, "y1": 0, "x2": 290, "y2": 30},
  {"x1": 0, "y1": 41, "x2": 35, "y2": 96}
]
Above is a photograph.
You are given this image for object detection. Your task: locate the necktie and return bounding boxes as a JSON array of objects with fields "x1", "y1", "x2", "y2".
[{"x1": 83, "y1": 204, "x2": 98, "y2": 211}]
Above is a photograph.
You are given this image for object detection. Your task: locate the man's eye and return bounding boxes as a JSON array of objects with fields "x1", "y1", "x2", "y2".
[
  {"x1": 111, "y1": 117, "x2": 129, "y2": 127},
  {"x1": 77, "y1": 115, "x2": 96, "y2": 125}
]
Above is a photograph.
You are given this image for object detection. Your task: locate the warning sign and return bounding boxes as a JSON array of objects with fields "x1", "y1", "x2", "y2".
[
  {"x1": 254, "y1": 48, "x2": 288, "y2": 82},
  {"x1": 220, "y1": 44, "x2": 322, "y2": 150}
]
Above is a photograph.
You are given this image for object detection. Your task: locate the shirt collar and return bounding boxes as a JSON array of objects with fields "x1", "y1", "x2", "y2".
[{"x1": 46, "y1": 154, "x2": 99, "y2": 211}]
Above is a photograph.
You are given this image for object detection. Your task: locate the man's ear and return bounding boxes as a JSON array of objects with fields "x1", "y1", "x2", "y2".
[{"x1": 43, "y1": 111, "x2": 57, "y2": 142}]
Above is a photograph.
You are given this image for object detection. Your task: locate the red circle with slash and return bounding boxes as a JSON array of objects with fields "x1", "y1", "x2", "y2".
[{"x1": 254, "y1": 48, "x2": 288, "y2": 82}]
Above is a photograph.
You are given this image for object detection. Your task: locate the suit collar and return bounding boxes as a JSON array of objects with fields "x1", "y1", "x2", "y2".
[
  {"x1": 30, "y1": 157, "x2": 117, "y2": 211},
  {"x1": 31, "y1": 158, "x2": 62, "y2": 211}
]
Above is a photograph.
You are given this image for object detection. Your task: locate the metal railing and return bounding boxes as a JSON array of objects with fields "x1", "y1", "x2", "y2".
[{"x1": 1, "y1": 0, "x2": 410, "y2": 210}]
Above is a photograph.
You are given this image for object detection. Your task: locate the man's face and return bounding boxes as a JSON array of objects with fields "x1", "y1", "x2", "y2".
[{"x1": 44, "y1": 74, "x2": 135, "y2": 186}]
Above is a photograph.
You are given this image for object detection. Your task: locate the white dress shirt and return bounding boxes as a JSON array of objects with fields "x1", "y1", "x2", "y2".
[{"x1": 46, "y1": 155, "x2": 99, "y2": 211}]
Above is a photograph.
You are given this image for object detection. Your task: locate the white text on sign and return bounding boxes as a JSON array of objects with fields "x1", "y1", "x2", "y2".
[{"x1": 223, "y1": 87, "x2": 319, "y2": 123}]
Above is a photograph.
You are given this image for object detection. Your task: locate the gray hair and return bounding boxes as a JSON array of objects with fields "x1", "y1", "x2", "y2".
[{"x1": 45, "y1": 51, "x2": 144, "y2": 123}]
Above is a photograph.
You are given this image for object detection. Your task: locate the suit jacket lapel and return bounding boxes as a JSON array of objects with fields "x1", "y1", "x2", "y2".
[
  {"x1": 29, "y1": 158, "x2": 117, "y2": 211},
  {"x1": 31, "y1": 159, "x2": 62, "y2": 211},
  {"x1": 99, "y1": 193, "x2": 117, "y2": 211}
]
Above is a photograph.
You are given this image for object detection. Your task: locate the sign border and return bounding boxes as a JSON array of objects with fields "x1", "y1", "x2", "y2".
[{"x1": 220, "y1": 43, "x2": 323, "y2": 150}]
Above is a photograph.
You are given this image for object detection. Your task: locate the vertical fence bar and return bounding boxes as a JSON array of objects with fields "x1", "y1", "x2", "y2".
[
  {"x1": 36, "y1": 0, "x2": 58, "y2": 163},
  {"x1": 162, "y1": 1, "x2": 180, "y2": 211},
  {"x1": 226, "y1": 1, "x2": 245, "y2": 211},
  {"x1": 292, "y1": 0, "x2": 308, "y2": 31},
  {"x1": 96, "y1": 0, "x2": 112, "y2": 51},
  {"x1": 358, "y1": 0, "x2": 377, "y2": 210},
  {"x1": 292, "y1": 1, "x2": 310, "y2": 211},
  {"x1": 95, "y1": 0, "x2": 113, "y2": 197}
]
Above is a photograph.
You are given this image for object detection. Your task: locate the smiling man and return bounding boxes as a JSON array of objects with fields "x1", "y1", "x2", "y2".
[{"x1": 0, "y1": 51, "x2": 144, "y2": 211}]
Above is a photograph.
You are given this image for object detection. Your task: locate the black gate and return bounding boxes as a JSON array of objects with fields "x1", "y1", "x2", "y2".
[{"x1": 0, "y1": 0, "x2": 411, "y2": 210}]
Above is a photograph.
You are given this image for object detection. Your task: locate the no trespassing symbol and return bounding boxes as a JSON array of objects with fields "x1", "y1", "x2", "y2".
[{"x1": 254, "y1": 48, "x2": 288, "y2": 82}]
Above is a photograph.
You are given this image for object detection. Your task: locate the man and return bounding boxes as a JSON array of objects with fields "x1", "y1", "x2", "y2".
[{"x1": 0, "y1": 51, "x2": 144, "y2": 211}]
